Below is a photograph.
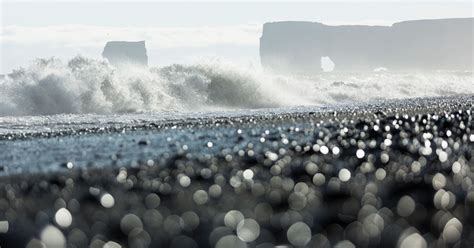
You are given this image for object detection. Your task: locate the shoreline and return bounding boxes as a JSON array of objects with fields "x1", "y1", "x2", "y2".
[{"x1": 0, "y1": 94, "x2": 472, "y2": 138}]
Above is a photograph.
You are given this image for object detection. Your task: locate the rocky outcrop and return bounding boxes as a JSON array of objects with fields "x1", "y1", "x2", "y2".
[
  {"x1": 102, "y1": 41, "x2": 148, "y2": 66},
  {"x1": 260, "y1": 18, "x2": 473, "y2": 73}
]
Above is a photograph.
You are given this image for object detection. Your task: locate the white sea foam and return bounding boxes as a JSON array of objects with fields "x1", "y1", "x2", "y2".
[{"x1": 0, "y1": 56, "x2": 472, "y2": 116}]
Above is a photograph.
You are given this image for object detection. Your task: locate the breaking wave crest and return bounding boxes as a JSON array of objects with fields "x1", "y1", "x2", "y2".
[{"x1": 0, "y1": 56, "x2": 472, "y2": 116}]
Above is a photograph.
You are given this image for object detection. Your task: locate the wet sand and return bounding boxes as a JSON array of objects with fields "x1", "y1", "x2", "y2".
[{"x1": 0, "y1": 95, "x2": 473, "y2": 247}]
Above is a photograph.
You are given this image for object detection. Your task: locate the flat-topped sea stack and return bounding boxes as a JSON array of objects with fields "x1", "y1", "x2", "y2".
[
  {"x1": 260, "y1": 18, "x2": 474, "y2": 73},
  {"x1": 102, "y1": 41, "x2": 148, "y2": 67}
]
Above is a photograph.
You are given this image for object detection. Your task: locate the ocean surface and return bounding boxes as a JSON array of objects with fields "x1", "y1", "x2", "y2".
[{"x1": 0, "y1": 94, "x2": 472, "y2": 177}]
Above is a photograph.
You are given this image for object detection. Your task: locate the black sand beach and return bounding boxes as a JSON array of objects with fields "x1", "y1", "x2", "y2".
[{"x1": 0, "y1": 95, "x2": 473, "y2": 247}]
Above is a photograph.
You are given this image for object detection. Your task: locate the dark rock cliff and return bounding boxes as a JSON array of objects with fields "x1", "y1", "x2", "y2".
[
  {"x1": 260, "y1": 18, "x2": 473, "y2": 73},
  {"x1": 102, "y1": 41, "x2": 148, "y2": 67}
]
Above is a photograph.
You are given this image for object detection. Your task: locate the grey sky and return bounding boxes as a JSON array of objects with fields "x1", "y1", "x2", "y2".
[{"x1": 1, "y1": 1, "x2": 472, "y2": 73}]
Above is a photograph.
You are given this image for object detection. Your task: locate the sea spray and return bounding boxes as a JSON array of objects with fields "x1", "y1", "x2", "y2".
[{"x1": 0, "y1": 56, "x2": 472, "y2": 116}]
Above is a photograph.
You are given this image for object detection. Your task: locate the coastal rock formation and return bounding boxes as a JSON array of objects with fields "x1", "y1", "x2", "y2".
[
  {"x1": 102, "y1": 41, "x2": 148, "y2": 66},
  {"x1": 260, "y1": 18, "x2": 474, "y2": 73}
]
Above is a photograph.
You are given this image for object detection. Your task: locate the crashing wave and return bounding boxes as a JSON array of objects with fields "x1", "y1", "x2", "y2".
[{"x1": 0, "y1": 56, "x2": 472, "y2": 116}]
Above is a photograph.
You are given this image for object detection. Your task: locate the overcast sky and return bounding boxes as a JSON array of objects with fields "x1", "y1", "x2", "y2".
[{"x1": 1, "y1": 1, "x2": 472, "y2": 73}]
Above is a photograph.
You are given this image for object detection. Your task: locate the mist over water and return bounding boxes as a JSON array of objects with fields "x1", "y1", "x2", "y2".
[{"x1": 0, "y1": 56, "x2": 472, "y2": 116}]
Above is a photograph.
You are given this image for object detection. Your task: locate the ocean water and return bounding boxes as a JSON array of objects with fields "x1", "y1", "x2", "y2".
[
  {"x1": 0, "y1": 94, "x2": 472, "y2": 176},
  {"x1": 0, "y1": 56, "x2": 473, "y2": 247},
  {"x1": 0, "y1": 56, "x2": 472, "y2": 117}
]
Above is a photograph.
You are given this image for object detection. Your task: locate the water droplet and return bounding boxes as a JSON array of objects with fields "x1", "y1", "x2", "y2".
[
  {"x1": 441, "y1": 140, "x2": 448, "y2": 149},
  {"x1": 398, "y1": 231, "x2": 427, "y2": 248},
  {"x1": 442, "y1": 217, "x2": 462, "y2": 243},
  {"x1": 66, "y1": 162, "x2": 74, "y2": 169},
  {"x1": 265, "y1": 152, "x2": 278, "y2": 161},
  {"x1": 397, "y1": 195, "x2": 415, "y2": 217},
  {"x1": 145, "y1": 193, "x2": 160, "y2": 209},
  {"x1": 55, "y1": 208, "x2": 72, "y2": 228},
  {"x1": 338, "y1": 169, "x2": 351, "y2": 182},
  {"x1": 320, "y1": 146, "x2": 329, "y2": 154},
  {"x1": 209, "y1": 184, "x2": 222, "y2": 198},
  {"x1": 104, "y1": 241, "x2": 122, "y2": 248},
  {"x1": 243, "y1": 169, "x2": 254, "y2": 180},
  {"x1": 120, "y1": 214, "x2": 143, "y2": 235},
  {"x1": 356, "y1": 149, "x2": 365, "y2": 159},
  {"x1": 380, "y1": 152, "x2": 389, "y2": 163},
  {"x1": 236, "y1": 219, "x2": 260, "y2": 242},
  {"x1": 200, "y1": 168, "x2": 212, "y2": 179},
  {"x1": 224, "y1": 210, "x2": 244, "y2": 229},
  {"x1": 287, "y1": 222, "x2": 311, "y2": 246},
  {"x1": 40, "y1": 225, "x2": 66, "y2": 248},
  {"x1": 375, "y1": 168, "x2": 386, "y2": 180},
  {"x1": 438, "y1": 151, "x2": 448, "y2": 163},
  {"x1": 179, "y1": 175, "x2": 191, "y2": 187},
  {"x1": 452, "y1": 161, "x2": 461, "y2": 174},
  {"x1": 100, "y1": 193, "x2": 115, "y2": 208},
  {"x1": 181, "y1": 211, "x2": 200, "y2": 231},
  {"x1": 432, "y1": 173, "x2": 446, "y2": 190},
  {"x1": 215, "y1": 235, "x2": 247, "y2": 248},
  {"x1": 193, "y1": 190, "x2": 209, "y2": 205},
  {"x1": 0, "y1": 221, "x2": 9, "y2": 233},
  {"x1": 334, "y1": 240, "x2": 356, "y2": 248},
  {"x1": 313, "y1": 173, "x2": 326, "y2": 186}
]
